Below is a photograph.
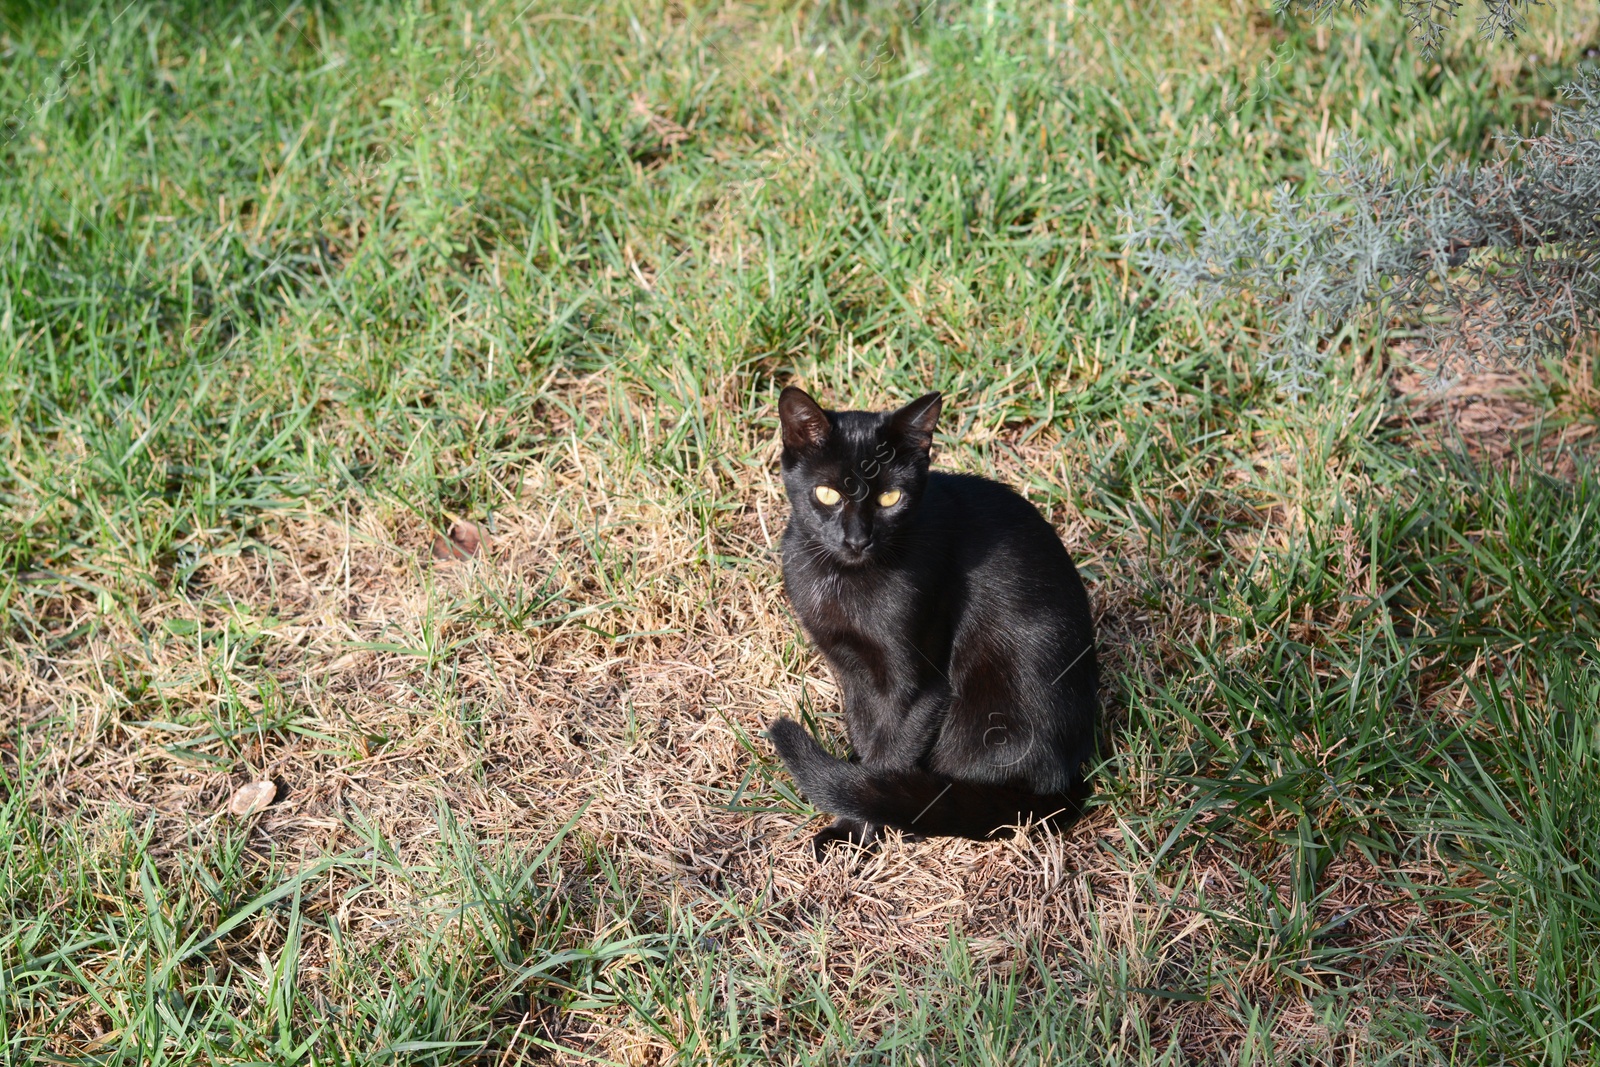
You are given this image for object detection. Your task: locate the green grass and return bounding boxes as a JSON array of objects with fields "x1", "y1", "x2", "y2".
[{"x1": 3, "y1": 0, "x2": 1599, "y2": 1062}]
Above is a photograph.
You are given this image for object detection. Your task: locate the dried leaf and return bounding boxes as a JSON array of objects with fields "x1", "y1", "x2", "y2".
[{"x1": 431, "y1": 521, "x2": 484, "y2": 561}]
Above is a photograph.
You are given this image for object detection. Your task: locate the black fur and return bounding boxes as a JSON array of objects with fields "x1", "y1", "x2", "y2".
[{"x1": 769, "y1": 387, "x2": 1099, "y2": 857}]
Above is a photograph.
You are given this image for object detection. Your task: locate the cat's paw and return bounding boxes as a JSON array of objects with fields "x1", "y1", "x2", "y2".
[{"x1": 811, "y1": 818, "x2": 882, "y2": 861}]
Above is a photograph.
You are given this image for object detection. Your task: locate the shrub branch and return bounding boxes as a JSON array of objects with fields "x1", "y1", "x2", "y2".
[{"x1": 1124, "y1": 74, "x2": 1600, "y2": 391}]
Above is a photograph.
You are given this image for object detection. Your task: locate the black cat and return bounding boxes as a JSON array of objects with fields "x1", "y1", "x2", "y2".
[{"x1": 767, "y1": 386, "x2": 1100, "y2": 857}]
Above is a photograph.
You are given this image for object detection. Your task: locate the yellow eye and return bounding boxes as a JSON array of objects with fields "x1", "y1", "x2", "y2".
[
  {"x1": 877, "y1": 489, "x2": 902, "y2": 507},
  {"x1": 813, "y1": 485, "x2": 841, "y2": 506}
]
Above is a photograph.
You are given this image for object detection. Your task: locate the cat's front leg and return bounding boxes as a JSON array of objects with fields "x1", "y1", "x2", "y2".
[
  {"x1": 880, "y1": 680, "x2": 951, "y2": 771},
  {"x1": 841, "y1": 678, "x2": 951, "y2": 771}
]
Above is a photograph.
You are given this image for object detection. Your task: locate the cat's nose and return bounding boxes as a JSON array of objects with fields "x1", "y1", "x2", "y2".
[{"x1": 842, "y1": 534, "x2": 869, "y2": 553}]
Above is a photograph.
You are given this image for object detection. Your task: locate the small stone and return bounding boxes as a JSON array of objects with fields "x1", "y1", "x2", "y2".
[{"x1": 228, "y1": 780, "x2": 276, "y2": 817}]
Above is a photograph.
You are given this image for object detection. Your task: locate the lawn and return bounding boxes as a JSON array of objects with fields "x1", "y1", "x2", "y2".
[{"x1": 3, "y1": 0, "x2": 1599, "y2": 1062}]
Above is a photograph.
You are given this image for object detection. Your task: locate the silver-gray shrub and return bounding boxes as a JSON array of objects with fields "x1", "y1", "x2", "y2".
[
  {"x1": 1123, "y1": 73, "x2": 1600, "y2": 391},
  {"x1": 1276, "y1": 0, "x2": 1536, "y2": 57}
]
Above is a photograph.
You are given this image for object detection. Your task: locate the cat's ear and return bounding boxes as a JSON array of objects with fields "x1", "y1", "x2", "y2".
[
  {"x1": 779, "y1": 386, "x2": 832, "y2": 452},
  {"x1": 889, "y1": 392, "x2": 942, "y2": 451}
]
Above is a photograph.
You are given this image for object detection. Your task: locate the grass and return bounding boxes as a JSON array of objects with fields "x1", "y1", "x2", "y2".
[{"x1": 2, "y1": 0, "x2": 1599, "y2": 1061}]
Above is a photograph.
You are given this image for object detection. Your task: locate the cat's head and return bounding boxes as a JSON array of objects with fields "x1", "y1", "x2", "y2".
[{"x1": 777, "y1": 386, "x2": 942, "y2": 567}]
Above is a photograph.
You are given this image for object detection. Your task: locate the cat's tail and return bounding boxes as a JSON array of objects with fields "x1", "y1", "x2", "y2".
[{"x1": 768, "y1": 718, "x2": 1086, "y2": 840}]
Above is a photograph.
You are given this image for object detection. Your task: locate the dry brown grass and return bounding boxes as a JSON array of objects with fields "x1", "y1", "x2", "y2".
[
  {"x1": 1390, "y1": 344, "x2": 1600, "y2": 478},
  {"x1": 9, "y1": 362, "x2": 1532, "y2": 1061}
]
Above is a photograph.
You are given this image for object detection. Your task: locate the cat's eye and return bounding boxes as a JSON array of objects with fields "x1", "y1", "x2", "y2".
[
  {"x1": 813, "y1": 485, "x2": 841, "y2": 506},
  {"x1": 876, "y1": 489, "x2": 903, "y2": 507}
]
